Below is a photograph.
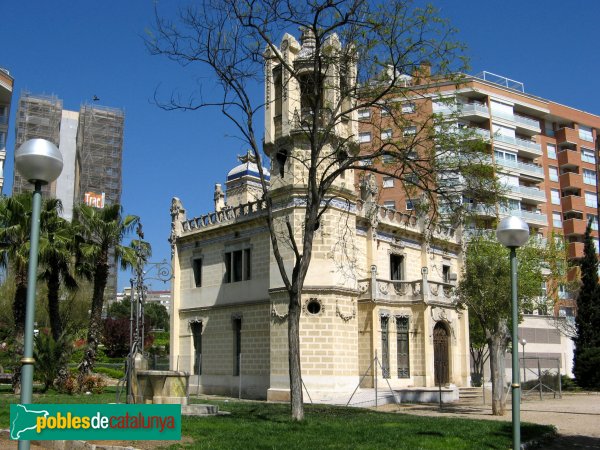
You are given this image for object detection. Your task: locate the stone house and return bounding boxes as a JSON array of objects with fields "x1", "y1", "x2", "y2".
[{"x1": 168, "y1": 30, "x2": 471, "y2": 401}]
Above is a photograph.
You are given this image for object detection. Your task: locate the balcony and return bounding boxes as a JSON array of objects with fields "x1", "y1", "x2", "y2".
[
  {"x1": 465, "y1": 203, "x2": 496, "y2": 217},
  {"x1": 567, "y1": 242, "x2": 584, "y2": 259},
  {"x1": 563, "y1": 218, "x2": 587, "y2": 236},
  {"x1": 493, "y1": 110, "x2": 540, "y2": 134},
  {"x1": 556, "y1": 127, "x2": 578, "y2": 147},
  {"x1": 561, "y1": 195, "x2": 585, "y2": 213},
  {"x1": 493, "y1": 134, "x2": 542, "y2": 157},
  {"x1": 507, "y1": 184, "x2": 546, "y2": 201},
  {"x1": 357, "y1": 276, "x2": 456, "y2": 306},
  {"x1": 500, "y1": 209, "x2": 548, "y2": 226},
  {"x1": 559, "y1": 172, "x2": 581, "y2": 189},
  {"x1": 557, "y1": 149, "x2": 581, "y2": 168},
  {"x1": 458, "y1": 103, "x2": 489, "y2": 122},
  {"x1": 494, "y1": 156, "x2": 544, "y2": 179}
]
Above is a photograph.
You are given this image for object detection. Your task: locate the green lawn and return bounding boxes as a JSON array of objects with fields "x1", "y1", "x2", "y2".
[{"x1": 0, "y1": 386, "x2": 553, "y2": 449}]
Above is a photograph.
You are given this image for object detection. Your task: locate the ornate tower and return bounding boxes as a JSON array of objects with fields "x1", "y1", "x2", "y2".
[{"x1": 263, "y1": 30, "x2": 362, "y2": 400}]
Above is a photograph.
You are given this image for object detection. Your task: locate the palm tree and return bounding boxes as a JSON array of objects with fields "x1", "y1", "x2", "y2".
[
  {"x1": 38, "y1": 200, "x2": 78, "y2": 341},
  {"x1": 0, "y1": 194, "x2": 68, "y2": 392},
  {"x1": 0, "y1": 194, "x2": 34, "y2": 353},
  {"x1": 73, "y1": 203, "x2": 139, "y2": 375}
]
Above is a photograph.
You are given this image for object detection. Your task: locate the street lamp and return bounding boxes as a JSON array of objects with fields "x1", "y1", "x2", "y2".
[
  {"x1": 520, "y1": 338, "x2": 527, "y2": 387},
  {"x1": 497, "y1": 216, "x2": 529, "y2": 450},
  {"x1": 15, "y1": 138, "x2": 63, "y2": 450}
]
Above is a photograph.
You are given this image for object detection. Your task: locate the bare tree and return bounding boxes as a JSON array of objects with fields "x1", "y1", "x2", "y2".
[{"x1": 147, "y1": 0, "x2": 495, "y2": 420}]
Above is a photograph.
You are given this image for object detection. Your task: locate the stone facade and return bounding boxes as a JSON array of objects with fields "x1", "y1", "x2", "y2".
[{"x1": 169, "y1": 30, "x2": 471, "y2": 401}]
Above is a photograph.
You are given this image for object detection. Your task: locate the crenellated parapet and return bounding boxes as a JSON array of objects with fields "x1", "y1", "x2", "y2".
[{"x1": 181, "y1": 199, "x2": 268, "y2": 233}]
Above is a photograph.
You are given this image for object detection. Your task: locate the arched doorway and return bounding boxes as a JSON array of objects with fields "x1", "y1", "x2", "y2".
[{"x1": 433, "y1": 322, "x2": 449, "y2": 386}]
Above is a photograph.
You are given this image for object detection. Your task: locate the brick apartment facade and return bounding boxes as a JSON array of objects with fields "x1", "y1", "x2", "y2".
[{"x1": 356, "y1": 71, "x2": 600, "y2": 318}]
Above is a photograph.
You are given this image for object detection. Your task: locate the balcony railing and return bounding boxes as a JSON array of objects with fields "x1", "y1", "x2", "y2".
[
  {"x1": 500, "y1": 208, "x2": 548, "y2": 225},
  {"x1": 357, "y1": 275, "x2": 456, "y2": 305},
  {"x1": 492, "y1": 110, "x2": 540, "y2": 130},
  {"x1": 493, "y1": 134, "x2": 542, "y2": 153},
  {"x1": 494, "y1": 156, "x2": 543, "y2": 176},
  {"x1": 460, "y1": 102, "x2": 489, "y2": 116},
  {"x1": 507, "y1": 184, "x2": 546, "y2": 200}
]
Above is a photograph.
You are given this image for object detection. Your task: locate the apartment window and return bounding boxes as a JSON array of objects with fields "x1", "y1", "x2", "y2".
[
  {"x1": 382, "y1": 154, "x2": 394, "y2": 164},
  {"x1": 233, "y1": 318, "x2": 242, "y2": 376},
  {"x1": 359, "y1": 158, "x2": 373, "y2": 166},
  {"x1": 381, "y1": 129, "x2": 393, "y2": 140},
  {"x1": 579, "y1": 125, "x2": 593, "y2": 142},
  {"x1": 495, "y1": 149, "x2": 517, "y2": 162},
  {"x1": 380, "y1": 106, "x2": 390, "y2": 116},
  {"x1": 548, "y1": 166, "x2": 559, "y2": 182},
  {"x1": 224, "y1": 248, "x2": 251, "y2": 283},
  {"x1": 381, "y1": 316, "x2": 390, "y2": 378},
  {"x1": 585, "y1": 191, "x2": 598, "y2": 208},
  {"x1": 402, "y1": 102, "x2": 416, "y2": 114},
  {"x1": 192, "y1": 258, "x2": 202, "y2": 287},
  {"x1": 552, "y1": 212, "x2": 562, "y2": 228},
  {"x1": 406, "y1": 199, "x2": 416, "y2": 210},
  {"x1": 390, "y1": 254, "x2": 404, "y2": 281},
  {"x1": 550, "y1": 189, "x2": 561, "y2": 205},
  {"x1": 358, "y1": 109, "x2": 371, "y2": 119},
  {"x1": 383, "y1": 200, "x2": 396, "y2": 210},
  {"x1": 396, "y1": 317, "x2": 410, "y2": 378},
  {"x1": 595, "y1": 239, "x2": 600, "y2": 254},
  {"x1": 403, "y1": 126, "x2": 417, "y2": 136},
  {"x1": 546, "y1": 144, "x2": 557, "y2": 159},
  {"x1": 190, "y1": 321, "x2": 203, "y2": 375},
  {"x1": 588, "y1": 214, "x2": 599, "y2": 231},
  {"x1": 583, "y1": 169, "x2": 596, "y2": 186},
  {"x1": 582, "y1": 147, "x2": 596, "y2": 164},
  {"x1": 359, "y1": 132, "x2": 371, "y2": 143},
  {"x1": 382, "y1": 177, "x2": 394, "y2": 188}
]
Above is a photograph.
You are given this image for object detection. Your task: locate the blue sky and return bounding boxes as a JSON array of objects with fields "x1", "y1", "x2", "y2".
[{"x1": 1, "y1": 0, "x2": 599, "y2": 290}]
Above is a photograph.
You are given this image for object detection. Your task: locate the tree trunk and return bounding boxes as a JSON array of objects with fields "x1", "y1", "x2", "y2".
[
  {"x1": 288, "y1": 291, "x2": 304, "y2": 421},
  {"x1": 488, "y1": 326, "x2": 508, "y2": 416},
  {"x1": 47, "y1": 266, "x2": 62, "y2": 341},
  {"x1": 79, "y1": 259, "x2": 108, "y2": 379}
]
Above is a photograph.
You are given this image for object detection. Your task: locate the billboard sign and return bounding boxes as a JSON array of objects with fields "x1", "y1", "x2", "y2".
[{"x1": 84, "y1": 192, "x2": 105, "y2": 209}]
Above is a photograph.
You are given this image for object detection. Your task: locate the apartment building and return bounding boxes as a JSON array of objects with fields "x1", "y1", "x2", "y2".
[
  {"x1": 358, "y1": 71, "x2": 600, "y2": 304},
  {"x1": 12, "y1": 91, "x2": 125, "y2": 300},
  {"x1": 0, "y1": 68, "x2": 14, "y2": 194},
  {"x1": 356, "y1": 71, "x2": 599, "y2": 378}
]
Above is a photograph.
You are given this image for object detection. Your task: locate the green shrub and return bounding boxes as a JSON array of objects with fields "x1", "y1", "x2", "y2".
[
  {"x1": 33, "y1": 332, "x2": 73, "y2": 392},
  {"x1": 560, "y1": 375, "x2": 581, "y2": 392}
]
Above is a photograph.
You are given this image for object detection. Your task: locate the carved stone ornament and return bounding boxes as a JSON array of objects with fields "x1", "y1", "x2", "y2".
[
  {"x1": 336, "y1": 300, "x2": 356, "y2": 322},
  {"x1": 271, "y1": 304, "x2": 289, "y2": 320}
]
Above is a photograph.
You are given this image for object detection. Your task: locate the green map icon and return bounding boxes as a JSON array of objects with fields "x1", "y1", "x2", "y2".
[{"x1": 10, "y1": 404, "x2": 49, "y2": 440}]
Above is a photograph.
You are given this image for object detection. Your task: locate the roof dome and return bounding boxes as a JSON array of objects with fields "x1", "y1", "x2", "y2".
[{"x1": 226, "y1": 150, "x2": 270, "y2": 182}]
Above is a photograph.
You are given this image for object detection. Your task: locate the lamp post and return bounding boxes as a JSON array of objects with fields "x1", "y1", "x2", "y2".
[
  {"x1": 520, "y1": 338, "x2": 527, "y2": 387},
  {"x1": 15, "y1": 139, "x2": 63, "y2": 450},
  {"x1": 497, "y1": 216, "x2": 529, "y2": 450}
]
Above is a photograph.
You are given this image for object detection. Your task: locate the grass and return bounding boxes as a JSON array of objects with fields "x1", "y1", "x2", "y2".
[{"x1": 0, "y1": 386, "x2": 553, "y2": 449}]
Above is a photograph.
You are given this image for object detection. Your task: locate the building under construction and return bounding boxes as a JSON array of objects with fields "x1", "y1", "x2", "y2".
[
  {"x1": 12, "y1": 92, "x2": 125, "y2": 301},
  {"x1": 75, "y1": 104, "x2": 124, "y2": 209},
  {"x1": 13, "y1": 92, "x2": 63, "y2": 198}
]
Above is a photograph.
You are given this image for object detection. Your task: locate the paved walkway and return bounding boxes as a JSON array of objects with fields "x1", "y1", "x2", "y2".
[{"x1": 376, "y1": 392, "x2": 600, "y2": 448}]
